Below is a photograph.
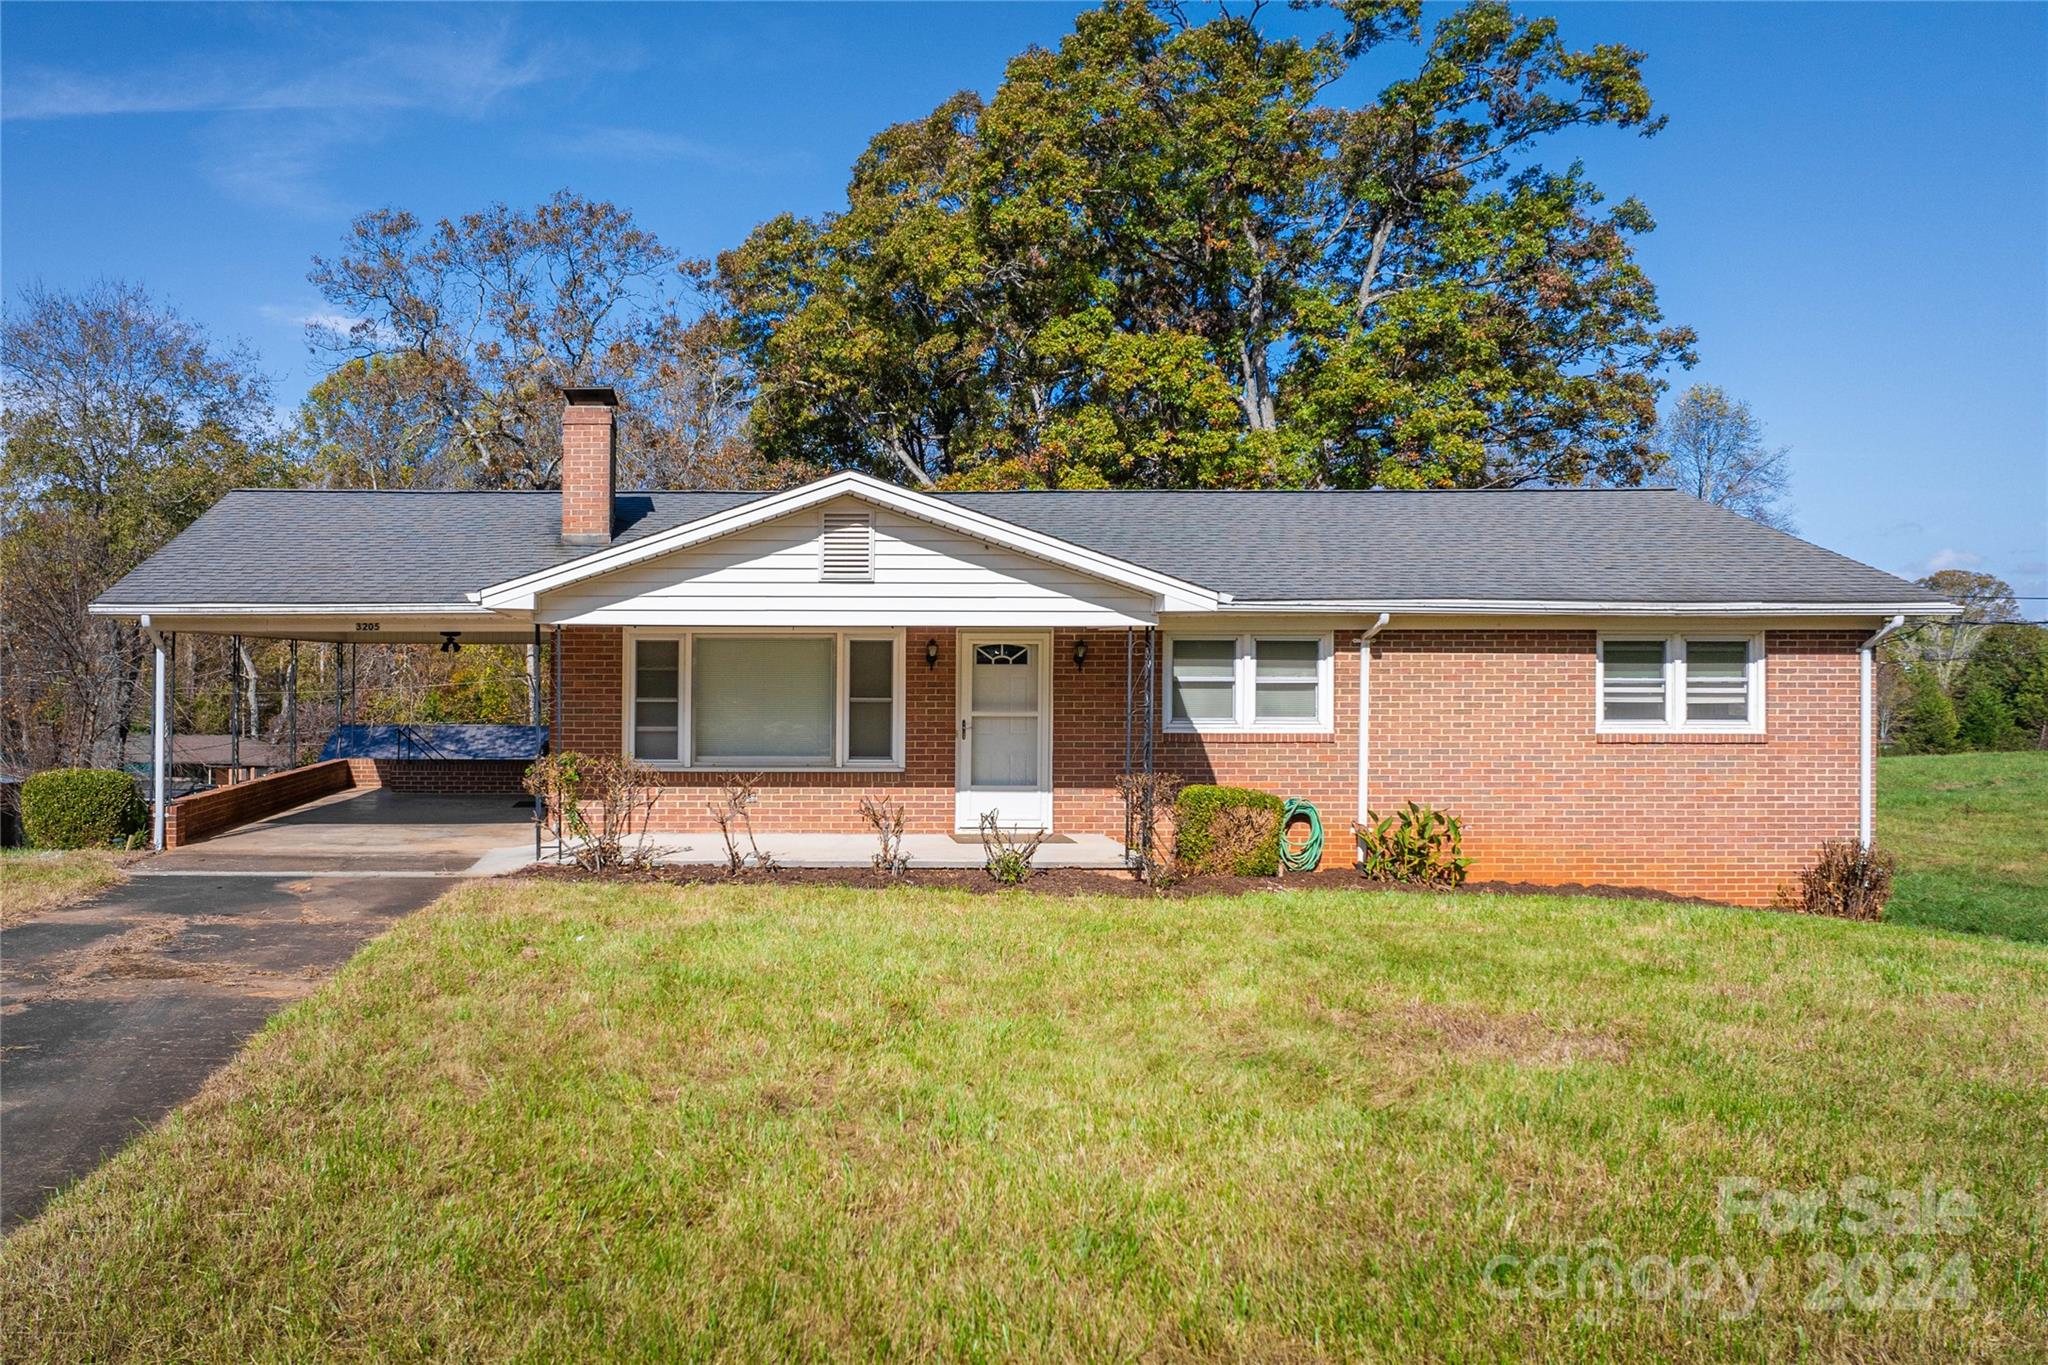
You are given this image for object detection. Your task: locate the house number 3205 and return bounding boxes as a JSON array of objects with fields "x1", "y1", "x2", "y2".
[{"x1": 353, "y1": 622, "x2": 381, "y2": 632}]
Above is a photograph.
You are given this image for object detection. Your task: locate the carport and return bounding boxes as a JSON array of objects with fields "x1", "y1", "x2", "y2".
[{"x1": 97, "y1": 605, "x2": 555, "y2": 854}]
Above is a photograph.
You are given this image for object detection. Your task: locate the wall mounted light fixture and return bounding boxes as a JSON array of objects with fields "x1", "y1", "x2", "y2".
[
  {"x1": 925, "y1": 637, "x2": 940, "y2": 669},
  {"x1": 1072, "y1": 637, "x2": 1088, "y2": 670}
]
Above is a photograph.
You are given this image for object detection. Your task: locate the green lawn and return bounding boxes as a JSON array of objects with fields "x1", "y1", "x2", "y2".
[
  {"x1": 1879, "y1": 751, "x2": 2048, "y2": 943},
  {"x1": 5, "y1": 880, "x2": 2044, "y2": 1361},
  {"x1": 0, "y1": 847, "x2": 127, "y2": 927}
]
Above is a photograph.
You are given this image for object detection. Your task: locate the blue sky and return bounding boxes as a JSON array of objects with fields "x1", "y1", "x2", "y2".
[{"x1": 4, "y1": 2, "x2": 2043, "y2": 601}]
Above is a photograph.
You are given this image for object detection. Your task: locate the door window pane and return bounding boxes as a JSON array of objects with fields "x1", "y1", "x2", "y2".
[
  {"x1": 1170, "y1": 638, "x2": 1236, "y2": 723},
  {"x1": 1602, "y1": 640, "x2": 1668, "y2": 723},
  {"x1": 693, "y1": 636, "x2": 834, "y2": 762},
  {"x1": 972, "y1": 643, "x2": 1037, "y2": 712},
  {"x1": 1685, "y1": 639, "x2": 1751, "y2": 723},
  {"x1": 846, "y1": 639, "x2": 894, "y2": 761},
  {"x1": 633, "y1": 640, "x2": 680, "y2": 760},
  {"x1": 1253, "y1": 639, "x2": 1319, "y2": 721}
]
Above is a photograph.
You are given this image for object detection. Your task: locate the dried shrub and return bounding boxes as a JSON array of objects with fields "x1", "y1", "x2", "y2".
[
  {"x1": 1353, "y1": 801, "x2": 1470, "y2": 887},
  {"x1": 1114, "y1": 770, "x2": 1183, "y2": 883},
  {"x1": 706, "y1": 774, "x2": 777, "y2": 875},
  {"x1": 523, "y1": 752, "x2": 659, "y2": 870},
  {"x1": 1777, "y1": 839, "x2": 1895, "y2": 920},
  {"x1": 978, "y1": 811, "x2": 1046, "y2": 886},
  {"x1": 858, "y1": 792, "x2": 910, "y2": 878},
  {"x1": 1174, "y1": 785, "x2": 1281, "y2": 877}
]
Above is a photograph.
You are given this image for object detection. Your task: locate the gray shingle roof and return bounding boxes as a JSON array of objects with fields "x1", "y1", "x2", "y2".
[{"x1": 95, "y1": 486, "x2": 1949, "y2": 611}]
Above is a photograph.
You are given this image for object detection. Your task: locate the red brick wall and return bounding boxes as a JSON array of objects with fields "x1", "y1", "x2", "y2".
[
  {"x1": 344, "y1": 758, "x2": 531, "y2": 795},
  {"x1": 1370, "y1": 629, "x2": 1862, "y2": 905},
  {"x1": 1049, "y1": 627, "x2": 1362, "y2": 852},
  {"x1": 560, "y1": 399, "x2": 615, "y2": 543},
  {"x1": 553, "y1": 624, "x2": 1863, "y2": 902},
  {"x1": 556, "y1": 625, "x2": 959, "y2": 831},
  {"x1": 557, "y1": 626, "x2": 1358, "y2": 852},
  {"x1": 164, "y1": 758, "x2": 353, "y2": 847}
]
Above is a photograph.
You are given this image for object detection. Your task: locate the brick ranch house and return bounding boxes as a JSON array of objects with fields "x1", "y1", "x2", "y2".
[{"x1": 95, "y1": 387, "x2": 1954, "y2": 904}]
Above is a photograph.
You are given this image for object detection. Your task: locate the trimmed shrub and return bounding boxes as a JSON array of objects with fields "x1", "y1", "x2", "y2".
[
  {"x1": 21, "y1": 768, "x2": 147, "y2": 849},
  {"x1": 1175, "y1": 785, "x2": 1282, "y2": 876},
  {"x1": 1778, "y1": 840, "x2": 1895, "y2": 921}
]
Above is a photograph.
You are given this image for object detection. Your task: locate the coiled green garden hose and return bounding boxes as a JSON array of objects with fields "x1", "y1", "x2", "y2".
[{"x1": 1279, "y1": 798, "x2": 1323, "y2": 873}]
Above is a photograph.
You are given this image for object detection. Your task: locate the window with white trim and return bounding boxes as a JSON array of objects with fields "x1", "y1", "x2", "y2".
[
  {"x1": 627, "y1": 631, "x2": 903, "y2": 768},
  {"x1": 1165, "y1": 633, "x2": 1332, "y2": 732},
  {"x1": 1597, "y1": 634, "x2": 1764, "y2": 732}
]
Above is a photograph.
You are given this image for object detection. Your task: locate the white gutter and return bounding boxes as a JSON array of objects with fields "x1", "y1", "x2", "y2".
[
  {"x1": 1860, "y1": 614, "x2": 1907, "y2": 847},
  {"x1": 1241, "y1": 599, "x2": 1960, "y2": 618},
  {"x1": 142, "y1": 614, "x2": 167, "y2": 851},
  {"x1": 1357, "y1": 613, "x2": 1393, "y2": 829},
  {"x1": 89, "y1": 602, "x2": 501, "y2": 618}
]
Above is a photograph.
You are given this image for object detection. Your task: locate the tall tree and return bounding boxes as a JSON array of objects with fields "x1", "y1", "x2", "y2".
[
  {"x1": 720, "y1": 0, "x2": 1694, "y2": 489},
  {"x1": 1653, "y1": 383, "x2": 1794, "y2": 529},
  {"x1": 1952, "y1": 622, "x2": 2048, "y2": 749},
  {"x1": 1911, "y1": 570, "x2": 2019, "y2": 690},
  {"x1": 297, "y1": 354, "x2": 460, "y2": 489},
  {"x1": 307, "y1": 190, "x2": 768, "y2": 490},
  {"x1": 1, "y1": 280, "x2": 280, "y2": 769}
]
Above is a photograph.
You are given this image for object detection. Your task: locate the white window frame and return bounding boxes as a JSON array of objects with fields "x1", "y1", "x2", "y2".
[
  {"x1": 1162, "y1": 632, "x2": 1334, "y2": 734},
  {"x1": 1595, "y1": 632, "x2": 1766, "y2": 734},
  {"x1": 622, "y1": 627, "x2": 906, "y2": 770}
]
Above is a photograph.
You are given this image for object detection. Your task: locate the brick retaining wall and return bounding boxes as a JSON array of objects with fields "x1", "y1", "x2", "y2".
[{"x1": 163, "y1": 759, "x2": 354, "y2": 847}]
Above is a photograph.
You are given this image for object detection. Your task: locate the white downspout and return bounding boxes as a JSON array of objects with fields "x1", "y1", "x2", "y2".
[
  {"x1": 1357, "y1": 613, "x2": 1393, "y2": 828},
  {"x1": 1860, "y1": 614, "x2": 1906, "y2": 847},
  {"x1": 144, "y1": 614, "x2": 167, "y2": 851}
]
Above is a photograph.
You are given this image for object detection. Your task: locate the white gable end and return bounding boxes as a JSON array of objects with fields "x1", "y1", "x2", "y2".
[{"x1": 537, "y1": 496, "x2": 1160, "y2": 627}]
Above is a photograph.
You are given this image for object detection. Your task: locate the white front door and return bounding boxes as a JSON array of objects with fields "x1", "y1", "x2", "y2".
[{"x1": 955, "y1": 633, "x2": 1053, "y2": 831}]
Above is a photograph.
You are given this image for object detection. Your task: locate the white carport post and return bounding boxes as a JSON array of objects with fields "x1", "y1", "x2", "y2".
[{"x1": 145, "y1": 614, "x2": 168, "y2": 851}]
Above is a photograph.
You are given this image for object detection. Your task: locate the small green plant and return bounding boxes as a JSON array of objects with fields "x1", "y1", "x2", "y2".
[
  {"x1": 1353, "y1": 801, "x2": 1470, "y2": 887},
  {"x1": 20, "y1": 768, "x2": 147, "y2": 850},
  {"x1": 1174, "y1": 785, "x2": 1282, "y2": 876},
  {"x1": 979, "y1": 811, "x2": 1046, "y2": 885},
  {"x1": 1777, "y1": 839, "x2": 1895, "y2": 921}
]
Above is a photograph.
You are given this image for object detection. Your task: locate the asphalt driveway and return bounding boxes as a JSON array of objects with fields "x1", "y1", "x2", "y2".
[
  {"x1": 0, "y1": 873, "x2": 449, "y2": 1228},
  {"x1": 1, "y1": 791, "x2": 535, "y2": 1229}
]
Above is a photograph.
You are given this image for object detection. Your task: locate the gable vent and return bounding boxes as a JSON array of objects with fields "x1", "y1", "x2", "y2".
[{"x1": 820, "y1": 511, "x2": 874, "y2": 581}]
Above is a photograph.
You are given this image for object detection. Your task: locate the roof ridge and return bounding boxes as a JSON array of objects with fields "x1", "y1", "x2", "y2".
[{"x1": 938, "y1": 486, "x2": 1681, "y2": 495}]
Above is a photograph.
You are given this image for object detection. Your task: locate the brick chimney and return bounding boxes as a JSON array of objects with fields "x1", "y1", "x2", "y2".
[{"x1": 560, "y1": 385, "x2": 620, "y2": 545}]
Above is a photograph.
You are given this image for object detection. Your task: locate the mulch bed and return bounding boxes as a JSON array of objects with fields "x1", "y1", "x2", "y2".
[{"x1": 511, "y1": 860, "x2": 1731, "y2": 907}]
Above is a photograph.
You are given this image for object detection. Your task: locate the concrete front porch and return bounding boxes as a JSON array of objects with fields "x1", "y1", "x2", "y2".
[
  {"x1": 138, "y1": 786, "x2": 1132, "y2": 877},
  {"x1": 616, "y1": 831, "x2": 1130, "y2": 871}
]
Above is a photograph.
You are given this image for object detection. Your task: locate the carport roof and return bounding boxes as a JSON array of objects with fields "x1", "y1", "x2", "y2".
[{"x1": 93, "y1": 484, "x2": 1953, "y2": 612}]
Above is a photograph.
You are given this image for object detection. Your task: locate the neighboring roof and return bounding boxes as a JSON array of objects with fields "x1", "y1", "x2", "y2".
[
  {"x1": 121, "y1": 734, "x2": 288, "y2": 767},
  {"x1": 318, "y1": 724, "x2": 549, "y2": 762},
  {"x1": 94, "y1": 483, "x2": 1953, "y2": 613}
]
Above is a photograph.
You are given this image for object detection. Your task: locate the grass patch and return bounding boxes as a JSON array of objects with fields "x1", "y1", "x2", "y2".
[
  {"x1": 1879, "y1": 751, "x2": 2048, "y2": 943},
  {"x1": 4, "y1": 881, "x2": 2044, "y2": 1360},
  {"x1": 0, "y1": 848, "x2": 128, "y2": 927}
]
